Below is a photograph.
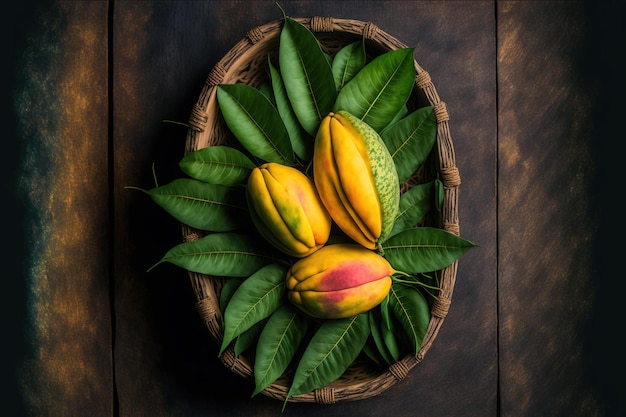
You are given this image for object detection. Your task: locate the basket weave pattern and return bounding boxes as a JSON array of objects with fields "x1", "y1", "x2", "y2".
[{"x1": 182, "y1": 17, "x2": 460, "y2": 404}]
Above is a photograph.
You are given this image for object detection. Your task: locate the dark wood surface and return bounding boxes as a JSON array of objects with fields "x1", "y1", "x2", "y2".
[{"x1": 3, "y1": 1, "x2": 623, "y2": 416}]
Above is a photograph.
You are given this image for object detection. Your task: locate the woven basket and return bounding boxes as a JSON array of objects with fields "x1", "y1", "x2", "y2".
[{"x1": 181, "y1": 17, "x2": 461, "y2": 404}]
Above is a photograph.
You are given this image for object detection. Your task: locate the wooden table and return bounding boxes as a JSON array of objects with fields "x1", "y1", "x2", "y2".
[{"x1": 3, "y1": 1, "x2": 623, "y2": 416}]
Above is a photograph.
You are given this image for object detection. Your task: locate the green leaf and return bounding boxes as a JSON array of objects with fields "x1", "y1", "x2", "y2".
[
  {"x1": 388, "y1": 182, "x2": 435, "y2": 238},
  {"x1": 324, "y1": 51, "x2": 333, "y2": 67},
  {"x1": 259, "y1": 82, "x2": 275, "y2": 104},
  {"x1": 219, "y1": 277, "x2": 245, "y2": 314},
  {"x1": 382, "y1": 227, "x2": 476, "y2": 273},
  {"x1": 220, "y1": 263, "x2": 288, "y2": 355},
  {"x1": 381, "y1": 311, "x2": 401, "y2": 363},
  {"x1": 133, "y1": 178, "x2": 248, "y2": 232},
  {"x1": 150, "y1": 232, "x2": 277, "y2": 277},
  {"x1": 333, "y1": 48, "x2": 416, "y2": 132},
  {"x1": 380, "y1": 293, "x2": 393, "y2": 330},
  {"x1": 331, "y1": 40, "x2": 366, "y2": 91},
  {"x1": 381, "y1": 106, "x2": 437, "y2": 183},
  {"x1": 269, "y1": 57, "x2": 311, "y2": 161},
  {"x1": 235, "y1": 318, "x2": 267, "y2": 357},
  {"x1": 378, "y1": 296, "x2": 400, "y2": 362},
  {"x1": 286, "y1": 314, "x2": 370, "y2": 399},
  {"x1": 252, "y1": 305, "x2": 309, "y2": 397},
  {"x1": 385, "y1": 104, "x2": 409, "y2": 129},
  {"x1": 435, "y1": 178, "x2": 445, "y2": 212},
  {"x1": 361, "y1": 340, "x2": 384, "y2": 368},
  {"x1": 217, "y1": 83, "x2": 295, "y2": 165},
  {"x1": 179, "y1": 146, "x2": 256, "y2": 186},
  {"x1": 279, "y1": 17, "x2": 336, "y2": 136},
  {"x1": 388, "y1": 283, "x2": 430, "y2": 354},
  {"x1": 368, "y1": 309, "x2": 394, "y2": 366}
]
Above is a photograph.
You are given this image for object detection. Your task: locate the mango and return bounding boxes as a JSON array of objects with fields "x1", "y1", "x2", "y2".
[
  {"x1": 247, "y1": 162, "x2": 331, "y2": 258},
  {"x1": 313, "y1": 110, "x2": 400, "y2": 250},
  {"x1": 286, "y1": 244, "x2": 394, "y2": 319}
]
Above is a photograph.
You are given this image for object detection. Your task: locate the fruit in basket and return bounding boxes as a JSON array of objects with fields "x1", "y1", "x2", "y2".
[
  {"x1": 313, "y1": 110, "x2": 400, "y2": 250},
  {"x1": 286, "y1": 244, "x2": 393, "y2": 319},
  {"x1": 247, "y1": 162, "x2": 331, "y2": 258}
]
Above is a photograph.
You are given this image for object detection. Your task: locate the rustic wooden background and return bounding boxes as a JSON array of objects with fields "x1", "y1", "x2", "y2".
[{"x1": 3, "y1": 1, "x2": 624, "y2": 416}]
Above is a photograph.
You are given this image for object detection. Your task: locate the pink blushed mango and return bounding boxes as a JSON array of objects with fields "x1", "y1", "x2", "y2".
[{"x1": 286, "y1": 244, "x2": 394, "y2": 319}]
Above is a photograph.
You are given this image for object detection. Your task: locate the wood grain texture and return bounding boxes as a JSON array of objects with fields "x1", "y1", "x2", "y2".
[
  {"x1": 9, "y1": 1, "x2": 113, "y2": 416},
  {"x1": 497, "y1": 1, "x2": 609, "y2": 416}
]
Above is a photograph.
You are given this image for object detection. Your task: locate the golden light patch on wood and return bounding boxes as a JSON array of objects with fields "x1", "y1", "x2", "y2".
[{"x1": 18, "y1": 2, "x2": 111, "y2": 414}]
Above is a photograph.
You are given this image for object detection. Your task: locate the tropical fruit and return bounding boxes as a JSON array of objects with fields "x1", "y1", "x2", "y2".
[
  {"x1": 247, "y1": 162, "x2": 331, "y2": 258},
  {"x1": 313, "y1": 110, "x2": 400, "y2": 250},
  {"x1": 286, "y1": 244, "x2": 394, "y2": 319}
]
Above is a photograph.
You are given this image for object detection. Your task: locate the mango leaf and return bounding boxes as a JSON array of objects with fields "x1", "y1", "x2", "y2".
[
  {"x1": 380, "y1": 293, "x2": 393, "y2": 330},
  {"x1": 130, "y1": 178, "x2": 248, "y2": 232},
  {"x1": 279, "y1": 17, "x2": 336, "y2": 136},
  {"x1": 435, "y1": 178, "x2": 445, "y2": 212},
  {"x1": 331, "y1": 40, "x2": 366, "y2": 91},
  {"x1": 381, "y1": 106, "x2": 437, "y2": 183},
  {"x1": 217, "y1": 83, "x2": 295, "y2": 165},
  {"x1": 378, "y1": 297, "x2": 400, "y2": 362},
  {"x1": 259, "y1": 82, "x2": 275, "y2": 104},
  {"x1": 220, "y1": 263, "x2": 288, "y2": 355},
  {"x1": 149, "y1": 232, "x2": 278, "y2": 276},
  {"x1": 382, "y1": 227, "x2": 476, "y2": 273},
  {"x1": 178, "y1": 146, "x2": 255, "y2": 186},
  {"x1": 219, "y1": 277, "x2": 245, "y2": 312},
  {"x1": 333, "y1": 48, "x2": 416, "y2": 132},
  {"x1": 252, "y1": 305, "x2": 309, "y2": 397},
  {"x1": 368, "y1": 309, "x2": 394, "y2": 366},
  {"x1": 388, "y1": 182, "x2": 435, "y2": 238},
  {"x1": 269, "y1": 57, "x2": 311, "y2": 161},
  {"x1": 324, "y1": 51, "x2": 333, "y2": 66},
  {"x1": 234, "y1": 317, "x2": 267, "y2": 357},
  {"x1": 382, "y1": 316, "x2": 401, "y2": 363},
  {"x1": 361, "y1": 339, "x2": 384, "y2": 368},
  {"x1": 388, "y1": 283, "x2": 430, "y2": 355},
  {"x1": 286, "y1": 314, "x2": 370, "y2": 400},
  {"x1": 385, "y1": 104, "x2": 409, "y2": 129}
]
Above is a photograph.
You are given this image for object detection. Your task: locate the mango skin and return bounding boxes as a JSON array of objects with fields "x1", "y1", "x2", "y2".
[
  {"x1": 313, "y1": 110, "x2": 399, "y2": 250},
  {"x1": 247, "y1": 162, "x2": 331, "y2": 258},
  {"x1": 286, "y1": 244, "x2": 394, "y2": 319}
]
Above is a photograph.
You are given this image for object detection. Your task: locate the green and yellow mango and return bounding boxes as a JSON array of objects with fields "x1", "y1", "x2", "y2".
[
  {"x1": 247, "y1": 162, "x2": 331, "y2": 258},
  {"x1": 313, "y1": 110, "x2": 400, "y2": 250}
]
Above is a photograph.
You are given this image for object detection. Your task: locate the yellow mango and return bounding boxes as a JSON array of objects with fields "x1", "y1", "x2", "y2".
[{"x1": 247, "y1": 162, "x2": 331, "y2": 257}]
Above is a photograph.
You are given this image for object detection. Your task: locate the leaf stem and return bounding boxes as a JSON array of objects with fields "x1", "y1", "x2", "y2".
[
  {"x1": 123, "y1": 185, "x2": 149, "y2": 194},
  {"x1": 391, "y1": 271, "x2": 441, "y2": 291},
  {"x1": 275, "y1": 1, "x2": 286, "y2": 20},
  {"x1": 162, "y1": 119, "x2": 189, "y2": 128},
  {"x1": 151, "y1": 162, "x2": 159, "y2": 187}
]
